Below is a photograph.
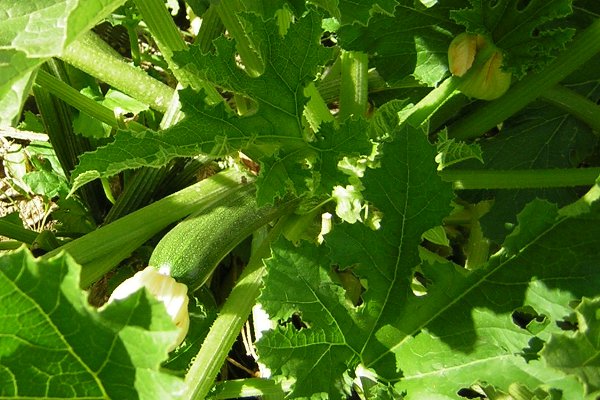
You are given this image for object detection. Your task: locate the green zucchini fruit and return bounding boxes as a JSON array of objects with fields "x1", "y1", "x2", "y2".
[{"x1": 149, "y1": 184, "x2": 296, "y2": 291}]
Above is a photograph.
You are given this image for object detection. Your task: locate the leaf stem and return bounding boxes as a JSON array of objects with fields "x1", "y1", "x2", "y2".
[
  {"x1": 195, "y1": 5, "x2": 225, "y2": 53},
  {"x1": 132, "y1": 0, "x2": 222, "y2": 103},
  {"x1": 210, "y1": 377, "x2": 292, "y2": 399},
  {"x1": 0, "y1": 220, "x2": 38, "y2": 245},
  {"x1": 448, "y1": 18, "x2": 600, "y2": 140},
  {"x1": 35, "y1": 69, "x2": 145, "y2": 132},
  {"x1": 401, "y1": 76, "x2": 460, "y2": 128},
  {"x1": 33, "y1": 61, "x2": 109, "y2": 221},
  {"x1": 60, "y1": 31, "x2": 174, "y2": 112},
  {"x1": 339, "y1": 50, "x2": 369, "y2": 120},
  {"x1": 540, "y1": 84, "x2": 600, "y2": 134},
  {"x1": 439, "y1": 168, "x2": 600, "y2": 190}
]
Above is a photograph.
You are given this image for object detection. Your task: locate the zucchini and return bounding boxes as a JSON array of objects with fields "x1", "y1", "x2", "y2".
[{"x1": 149, "y1": 184, "x2": 296, "y2": 290}]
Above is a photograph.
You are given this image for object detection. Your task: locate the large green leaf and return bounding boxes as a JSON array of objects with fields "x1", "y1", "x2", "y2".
[
  {"x1": 0, "y1": 0, "x2": 127, "y2": 127},
  {"x1": 257, "y1": 121, "x2": 600, "y2": 397},
  {"x1": 257, "y1": 122, "x2": 455, "y2": 397},
  {"x1": 72, "y1": 12, "x2": 372, "y2": 204},
  {"x1": 450, "y1": 0, "x2": 575, "y2": 76},
  {"x1": 390, "y1": 197, "x2": 600, "y2": 398},
  {"x1": 0, "y1": 248, "x2": 185, "y2": 399},
  {"x1": 337, "y1": 0, "x2": 468, "y2": 86}
]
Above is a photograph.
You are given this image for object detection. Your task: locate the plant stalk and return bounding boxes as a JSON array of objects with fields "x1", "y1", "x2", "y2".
[
  {"x1": 338, "y1": 50, "x2": 369, "y2": 120},
  {"x1": 133, "y1": 0, "x2": 222, "y2": 104},
  {"x1": 215, "y1": 0, "x2": 264, "y2": 77},
  {"x1": 439, "y1": 167, "x2": 600, "y2": 190},
  {"x1": 61, "y1": 31, "x2": 174, "y2": 112},
  {"x1": 33, "y1": 61, "x2": 109, "y2": 222},
  {"x1": 35, "y1": 69, "x2": 145, "y2": 132},
  {"x1": 0, "y1": 220, "x2": 38, "y2": 245},
  {"x1": 540, "y1": 84, "x2": 600, "y2": 134}
]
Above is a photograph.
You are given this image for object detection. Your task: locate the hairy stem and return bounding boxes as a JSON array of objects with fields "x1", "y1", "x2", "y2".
[
  {"x1": 439, "y1": 168, "x2": 600, "y2": 190},
  {"x1": 35, "y1": 69, "x2": 145, "y2": 131},
  {"x1": 540, "y1": 84, "x2": 600, "y2": 134},
  {"x1": 215, "y1": 0, "x2": 264, "y2": 76},
  {"x1": 61, "y1": 31, "x2": 174, "y2": 112},
  {"x1": 132, "y1": 0, "x2": 222, "y2": 103},
  {"x1": 339, "y1": 50, "x2": 369, "y2": 120}
]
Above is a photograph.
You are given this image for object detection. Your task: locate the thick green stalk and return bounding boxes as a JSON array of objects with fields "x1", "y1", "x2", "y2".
[
  {"x1": 184, "y1": 205, "x2": 299, "y2": 400},
  {"x1": 195, "y1": 5, "x2": 225, "y2": 53},
  {"x1": 540, "y1": 85, "x2": 600, "y2": 134},
  {"x1": 0, "y1": 241, "x2": 21, "y2": 251},
  {"x1": 33, "y1": 61, "x2": 109, "y2": 222},
  {"x1": 105, "y1": 0, "x2": 226, "y2": 221},
  {"x1": 448, "y1": 19, "x2": 600, "y2": 140},
  {"x1": 103, "y1": 167, "x2": 168, "y2": 223},
  {"x1": 61, "y1": 31, "x2": 174, "y2": 112},
  {"x1": 35, "y1": 69, "x2": 145, "y2": 132},
  {"x1": 318, "y1": 67, "x2": 388, "y2": 104},
  {"x1": 439, "y1": 168, "x2": 600, "y2": 190},
  {"x1": 304, "y1": 82, "x2": 335, "y2": 131},
  {"x1": 0, "y1": 220, "x2": 38, "y2": 245},
  {"x1": 133, "y1": 0, "x2": 222, "y2": 104},
  {"x1": 43, "y1": 168, "x2": 249, "y2": 287},
  {"x1": 401, "y1": 76, "x2": 460, "y2": 128},
  {"x1": 339, "y1": 50, "x2": 369, "y2": 120}
]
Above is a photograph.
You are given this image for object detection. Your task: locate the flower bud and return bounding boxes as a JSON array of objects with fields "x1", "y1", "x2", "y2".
[
  {"x1": 458, "y1": 49, "x2": 511, "y2": 100},
  {"x1": 108, "y1": 266, "x2": 190, "y2": 351},
  {"x1": 448, "y1": 33, "x2": 511, "y2": 100},
  {"x1": 448, "y1": 33, "x2": 483, "y2": 77}
]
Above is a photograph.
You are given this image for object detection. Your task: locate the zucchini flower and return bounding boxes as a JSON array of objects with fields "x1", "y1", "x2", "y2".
[
  {"x1": 448, "y1": 33, "x2": 511, "y2": 100},
  {"x1": 108, "y1": 266, "x2": 190, "y2": 351}
]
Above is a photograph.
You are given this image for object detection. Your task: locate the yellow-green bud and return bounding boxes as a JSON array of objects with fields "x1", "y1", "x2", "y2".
[
  {"x1": 108, "y1": 266, "x2": 190, "y2": 351},
  {"x1": 459, "y1": 49, "x2": 511, "y2": 100},
  {"x1": 448, "y1": 33, "x2": 484, "y2": 77},
  {"x1": 448, "y1": 33, "x2": 511, "y2": 100}
]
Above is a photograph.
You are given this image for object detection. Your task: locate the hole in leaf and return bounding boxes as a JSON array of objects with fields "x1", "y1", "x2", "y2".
[
  {"x1": 520, "y1": 337, "x2": 544, "y2": 362},
  {"x1": 512, "y1": 306, "x2": 547, "y2": 333},
  {"x1": 411, "y1": 270, "x2": 429, "y2": 296},
  {"x1": 321, "y1": 32, "x2": 337, "y2": 48},
  {"x1": 556, "y1": 315, "x2": 578, "y2": 331},
  {"x1": 515, "y1": 0, "x2": 531, "y2": 11},
  {"x1": 291, "y1": 313, "x2": 308, "y2": 330},
  {"x1": 278, "y1": 313, "x2": 309, "y2": 330},
  {"x1": 333, "y1": 266, "x2": 365, "y2": 306},
  {"x1": 457, "y1": 387, "x2": 486, "y2": 399}
]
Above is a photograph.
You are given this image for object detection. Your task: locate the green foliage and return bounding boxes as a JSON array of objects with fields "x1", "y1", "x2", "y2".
[
  {"x1": 337, "y1": 1, "x2": 467, "y2": 86},
  {"x1": 71, "y1": 11, "x2": 372, "y2": 204},
  {"x1": 543, "y1": 297, "x2": 600, "y2": 396},
  {"x1": 258, "y1": 123, "x2": 454, "y2": 397},
  {"x1": 1, "y1": 0, "x2": 599, "y2": 398},
  {"x1": 0, "y1": 248, "x2": 184, "y2": 398},
  {"x1": 450, "y1": 0, "x2": 575, "y2": 76},
  {"x1": 0, "y1": 0, "x2": 127, "y2": 126}
]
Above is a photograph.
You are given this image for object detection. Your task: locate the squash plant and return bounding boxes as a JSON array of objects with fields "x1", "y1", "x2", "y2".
[{"x1": 1, "y1": 0, "x2": 600, "y2": 399}]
